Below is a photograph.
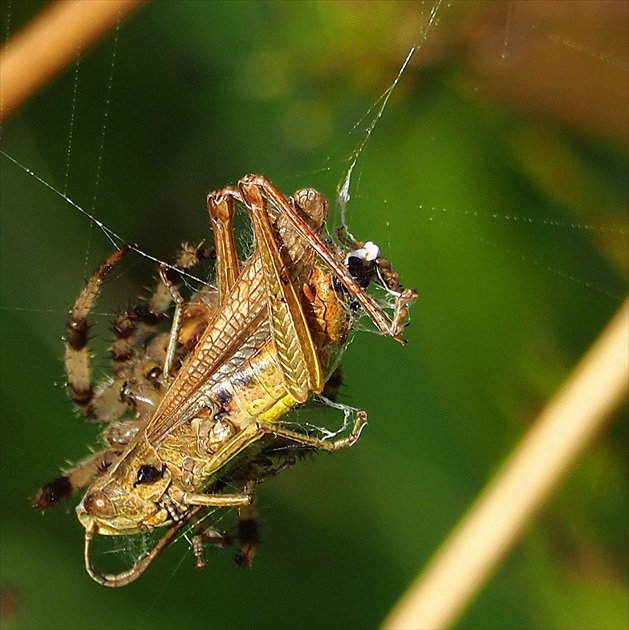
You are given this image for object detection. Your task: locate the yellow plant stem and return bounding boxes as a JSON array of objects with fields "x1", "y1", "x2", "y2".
[{"x1": 384, "y1": 300, "x2": 628, "y2": 629}]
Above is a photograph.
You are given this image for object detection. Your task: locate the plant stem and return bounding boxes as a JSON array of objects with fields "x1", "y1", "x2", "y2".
[{"x1": 383, "y1": 300, "x2": 629, "y2": 630}]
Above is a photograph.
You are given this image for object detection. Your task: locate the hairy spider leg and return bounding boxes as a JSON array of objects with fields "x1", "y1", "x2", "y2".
[
  {"x1": 108, "y1": 243, "x2": 215, "y2": 416},
  {"x1": 65, "y1": 242, "x2": 212, "y2": 423},
  {"x1": 65, "y1": 245, "x2": 131, "y2": 419}
]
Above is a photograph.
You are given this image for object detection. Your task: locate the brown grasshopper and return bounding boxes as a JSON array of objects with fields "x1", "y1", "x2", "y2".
[{"x1": 34, "y1": 175, "x2": 417, "y2": 586}]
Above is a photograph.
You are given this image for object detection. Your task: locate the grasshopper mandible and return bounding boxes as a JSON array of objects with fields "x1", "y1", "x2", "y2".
[{"x1": 35, "y1": 175, "x2": 417, "y2": 586}]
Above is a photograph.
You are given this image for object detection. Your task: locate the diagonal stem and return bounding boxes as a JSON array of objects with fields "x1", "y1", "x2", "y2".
[{"x1": 383, "y1": 299, "x2": 629, "y2": 630}]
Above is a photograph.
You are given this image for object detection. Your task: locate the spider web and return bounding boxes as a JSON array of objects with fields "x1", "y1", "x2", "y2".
[{"x1": 0, "y1": 2, "x2": 627, "y2": 628}]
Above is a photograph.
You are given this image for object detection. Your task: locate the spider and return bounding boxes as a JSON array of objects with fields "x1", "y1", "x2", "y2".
[{"x1": 34, "y1": 175, "x2": 417, "y2": 586}]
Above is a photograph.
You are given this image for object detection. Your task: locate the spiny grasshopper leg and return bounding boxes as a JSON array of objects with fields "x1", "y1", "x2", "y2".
[{"x1": 171, "y1": 410, "x2": 368, "y2": 483}]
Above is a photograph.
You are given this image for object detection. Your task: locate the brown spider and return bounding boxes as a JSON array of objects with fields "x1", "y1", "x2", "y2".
[{"x1": 34, "y1": 175, "x2": 417, "y2": 586}]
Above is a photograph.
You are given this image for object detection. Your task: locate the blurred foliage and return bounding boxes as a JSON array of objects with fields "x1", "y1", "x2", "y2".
[{"x1": 0, "y1": 1, "x2": 627, "y2": 629}]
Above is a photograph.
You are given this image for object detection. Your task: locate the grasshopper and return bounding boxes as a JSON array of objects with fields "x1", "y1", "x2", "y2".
[{"x1": 35, "y1": 175, "x2": 416, "y2": 586}]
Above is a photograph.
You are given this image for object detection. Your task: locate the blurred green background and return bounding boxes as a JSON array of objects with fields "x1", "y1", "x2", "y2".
[{"x1": 1, "y1": 1, "x2": 627, "y2": 629}]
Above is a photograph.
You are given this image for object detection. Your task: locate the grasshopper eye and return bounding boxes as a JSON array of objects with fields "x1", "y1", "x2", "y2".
[{"x1": 134, "y1": 464, "x2": 164, "y2": 486}]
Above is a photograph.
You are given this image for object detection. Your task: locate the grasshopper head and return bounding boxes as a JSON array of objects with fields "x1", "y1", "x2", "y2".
[{"x1": 76, "y1": 445, "x2": 173, "y2": 536}]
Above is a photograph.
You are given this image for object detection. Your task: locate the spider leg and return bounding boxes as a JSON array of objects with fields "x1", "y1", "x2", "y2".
[
  {"x1": 111, "y1": 242, "x2": 214, "y2": 381},
  {"x1": 186, "y1": 411, "x2": 366, "y2": 566},
  {"x1": 34, "y1": 416, "x2": 145, "y2": 509},
  {"x1": 34, "y1": 448, "x2": 116, "y2": 509},
  {"x1": 227, "y1": 445, "x2": 314, "y2": 569},
  {"x1": 34, "y1": 447, "x2": 116, "y2": 509},
  {"x1": 65, "y1": 246, "x2": 130, "y2": 420},
  {"x1": 72, "y1": 243, "x2": 212, "y2": 423},
  {"x1": 234, "y1": 495, "x2": 259, "y2": 568}
]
